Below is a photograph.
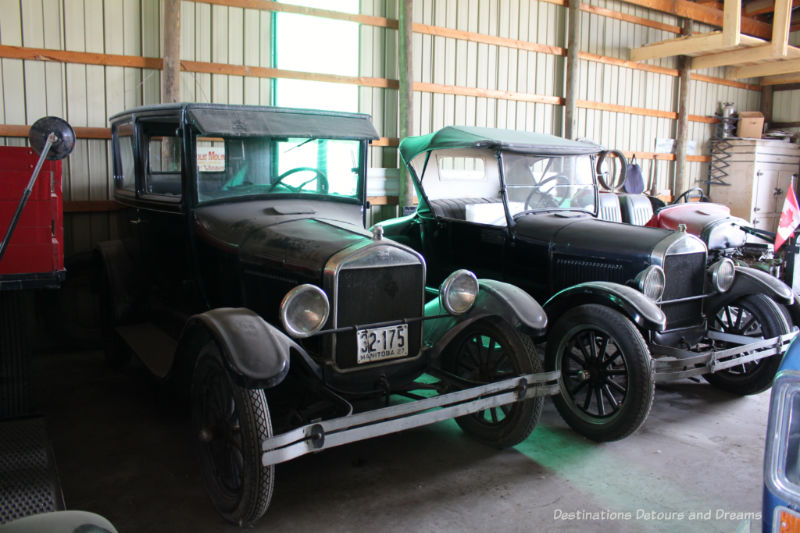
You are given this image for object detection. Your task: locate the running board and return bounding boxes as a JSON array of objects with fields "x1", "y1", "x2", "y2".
[
  {"x1": 650, "y1": 331, "x2": 797, "y2": 383},
  {"x1": 262, "y1": 371, "x2": 560, "y2": 466}
]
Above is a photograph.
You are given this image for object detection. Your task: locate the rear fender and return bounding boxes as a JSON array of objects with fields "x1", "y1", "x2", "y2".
[
  {"x1": 424, "y1": 279, "x2": 547, "y2": 356},
  {"x1": 544, "y1": 281, "x2": 667, "y2": 332}
]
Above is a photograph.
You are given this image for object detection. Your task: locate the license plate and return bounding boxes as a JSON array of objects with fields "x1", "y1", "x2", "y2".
[{"x1": 357, "y1": 324, "x2": 409, "y2": 364}]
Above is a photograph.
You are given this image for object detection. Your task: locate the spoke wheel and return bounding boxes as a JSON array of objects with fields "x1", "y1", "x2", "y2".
[
  {"x1": 191, "y1": 342, "x2": 273, "y2": 526},
  {"x1": 546, "y1": 304, "x2": 654, "y2": 442},
  {"x1": 443, "y1": 318, "x2": 543, "y2": 449},
  {"x1": 704, "y1": 294, "x2": 790, "y2": 395}
]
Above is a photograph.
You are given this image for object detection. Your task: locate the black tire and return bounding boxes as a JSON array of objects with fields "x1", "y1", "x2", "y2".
[
  {"x1": 704, "y1": 294, "x2": 790, "y2": 395},
  {"x1": 191, "y1": 342, "x2": 274, "y2": 527},
  {"x1": 545, "y1": 304, "x2": 655, "y2": 442},
  {"x1": 442, "y1": 318, "x2": 544, "y2": 449}
]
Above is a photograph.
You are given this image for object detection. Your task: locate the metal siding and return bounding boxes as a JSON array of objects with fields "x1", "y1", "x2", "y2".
[{"x1": 0, "y1": 0, "x2": 777, "y2": 247}]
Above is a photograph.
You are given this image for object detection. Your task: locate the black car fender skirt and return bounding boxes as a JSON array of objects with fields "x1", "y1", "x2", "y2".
[
  {"x1": 544, "y1": 281, "x2": 667, "y2": 332},
  {"x1": 423, "y1": 279, "x2": 547, "y2": 354},
  {"x1": 185, "y1": 308, "x2": 296, "y2": 389},
  {"x1": 706, "y1": 266, "x2": 794, "y2": 309}
]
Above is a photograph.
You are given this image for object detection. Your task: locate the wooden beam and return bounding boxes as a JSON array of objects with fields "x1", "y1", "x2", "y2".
[
  {"x1": 631, "y1": 32, "x2": 726, "y2": 62},
  {"x1": 412, "y1": 23, "x2": 565, "y2": 56},
  {"x1": 770, "y1": 121, "x2": 800, "y2": 128},
  {"x1": 722, "y1": 0, "x2": 742, "y2": 47},
  {"x1": 191, "y1": 0, "x2": 397, "y2": 28},
  {"x1": 618, "y1": 0, "x2": 771, "y2": 39},
  {"x1": 0, "y1": 125, "x2": 111, "y2": 139},
  {"x1": 579, "y1": 4, "x2": 680, "y2": 34},
  {"x1": 675, "y1": 20, "x2": 692, "y2": 196},
  {"x1": 162, "y1": 0, "x2": 181, "y2": 103},
  {"x1": 398, "y1": 0, "x2": 414, "y2": 209},
  {"x1": 771, "y1": 0, "x2": 793, "y2": 56},
  {"x1": 0, "y1": 44, "x2": 163, "y2": 69},
  {"x1": 761, "y1": 85, "x2": 773, "y2": 123},
  {"x1": 731, "y1": 58, "x2": 800, "y2": 78},
  {"x1": 691, "y1": 43, "x2": 793, "y2": 70},
  {"x1": 565, "y1": 0, "x2": 581, "y2": 139},
  {"x1": 761, "y1": 72, "x2": 800, "y2": 85},
  {"x1": 64, "y1": 201, "x2": 121, "y2": 213},
  {"x1": 745, "y1": 0, "x2": 800, "y2": 16}
]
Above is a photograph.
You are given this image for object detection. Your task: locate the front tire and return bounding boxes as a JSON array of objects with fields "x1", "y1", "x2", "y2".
[
  {"x1": 191, "y1": 342, "x2": 274, "y2": 527},
  {"x1": 442, "y1": 318, "x2": 544, "y2": 449},
  {"x1": 705, "y1": 294, "x2": 790, "y2": 395},
  {"x1": 545, "y1": 304, "x2": 655, "y2": 442}
]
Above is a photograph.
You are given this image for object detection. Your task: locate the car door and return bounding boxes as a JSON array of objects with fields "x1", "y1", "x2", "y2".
[{"x1": 134, "y1": 116, "x2": 200, "y2": 321}]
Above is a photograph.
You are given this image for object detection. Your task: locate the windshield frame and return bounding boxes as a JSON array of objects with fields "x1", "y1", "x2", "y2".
[
  {"x1": 499, "y1": 150, "x2": 599, "y2": 221},
  {"x1": 188, "y1": 127, "x2": 369, "y2": 208}
]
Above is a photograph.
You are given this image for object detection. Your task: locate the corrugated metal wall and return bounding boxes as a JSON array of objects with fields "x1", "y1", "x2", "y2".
[{"x1": 0, "y1": 0, "x2": 780, "y2": 256}]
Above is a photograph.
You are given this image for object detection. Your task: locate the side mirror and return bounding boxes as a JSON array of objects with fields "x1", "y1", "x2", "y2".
[{"x1": 28, "y1": 116, "x2": 75, "y2": 160}]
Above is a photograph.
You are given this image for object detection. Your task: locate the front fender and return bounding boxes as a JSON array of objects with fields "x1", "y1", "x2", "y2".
[
  {"x1": 544, "y1": 281, "x2": 667, "y2": 332},
  {"x1": 179, "y1": 308, "x2": 296, "y2": 389},
  {"x1": 423, "y1": 279, "x2": 547, "y2": 357},
  {"x1": 705, "y1": 266, "x2": 794, "y2": 312}
]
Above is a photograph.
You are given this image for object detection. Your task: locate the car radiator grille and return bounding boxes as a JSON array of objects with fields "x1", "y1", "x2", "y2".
[
  {"x1": 333, "y1": 264, "x2": 423, "y2": 369},
  {"x1": 554, "y1": 257, "x2": 625, "y2": 291},
  {"x1": 661, "y1": 252, "x2": 706, "y2": 329}
]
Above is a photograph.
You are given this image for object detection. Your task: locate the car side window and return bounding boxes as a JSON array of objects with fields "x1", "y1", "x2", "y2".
[
  {"x1": 143, "y1": 123, "x2": 182, "y2": 199},
  {"x1": 114, "y1": 123, "x2": 136, "y2": 193}
]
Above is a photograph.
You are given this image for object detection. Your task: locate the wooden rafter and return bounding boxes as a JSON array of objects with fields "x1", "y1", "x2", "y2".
[
  {"x1": 744, "y1": 0, "x2": 800, "y2": 15},
  {"x1": 630, "y1": 0, "x2": 800, "y2": 80}
]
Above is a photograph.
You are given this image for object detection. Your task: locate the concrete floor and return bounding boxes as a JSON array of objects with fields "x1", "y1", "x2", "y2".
[{"x1": 33, "y1": 348, "x2": 767, "y2": 533}]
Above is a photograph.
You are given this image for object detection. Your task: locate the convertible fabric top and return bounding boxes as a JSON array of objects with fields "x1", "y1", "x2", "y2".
[
  {"x1": 110, "y1": 103, "x2": 379, "y2": 140},
  {"x1": 399, "y1": 126, "x2": 604, "y2": 163}
]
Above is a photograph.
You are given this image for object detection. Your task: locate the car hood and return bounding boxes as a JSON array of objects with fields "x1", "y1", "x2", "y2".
[
  {"x1": 514, "y1": 212, "x2": 675, "y2": 261},
  {"x1": 195, "y1": 199, "x2": 371, "y2": 280}
]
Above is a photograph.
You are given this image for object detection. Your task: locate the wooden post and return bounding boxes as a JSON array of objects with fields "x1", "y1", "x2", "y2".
[
  {"x1": 162, "y1": 0, "x2": 181, "y2": 104},
  {"x1": 564, "y1": 0, "x2": 581, "y2": 139},
  {"x1": 398, "y1": 0, "x2": 415, "y2": 211},
  {"x1": 761, "y1": 85, "x2": 774, "y2": 126},
  {"x1": 674, "y1": 19, "x2": 692, "y2": 196}
]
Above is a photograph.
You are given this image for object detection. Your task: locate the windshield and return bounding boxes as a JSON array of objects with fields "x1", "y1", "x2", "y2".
[
  {"x1": 195, "y1": 135, "x2": 362, "y2": 203},
  {"x1": 503, "y1": 152, "x2": 596, "y2": 215}
]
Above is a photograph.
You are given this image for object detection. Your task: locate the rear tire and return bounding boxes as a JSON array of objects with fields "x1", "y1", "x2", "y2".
[
  {"x1": 191, "y1": 342, "x2": 274, "y2": 527},
  {"x1": 705, "y1": 294, "x2": 790, "y2": 395},
  {"x1": 442, "y1": 318, "x2": 543, "y2": 449},
  {"x1": 545, "y1": 304, "x2": 654, "y2": 442}
]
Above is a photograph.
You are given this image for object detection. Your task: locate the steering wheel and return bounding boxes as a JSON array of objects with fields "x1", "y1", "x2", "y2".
[
  {"x1": 523, "y1": 174, "x2": 571, "y2": 210},
  {"x1": 270, "y1": 167, "x2": 329, "y2": 193},
  {"x1": 595, "y1": 150, "x2": 628, "y2": 192},
  {"x1": 671, "y1": 187, "x2": 709, "y2": 204}
]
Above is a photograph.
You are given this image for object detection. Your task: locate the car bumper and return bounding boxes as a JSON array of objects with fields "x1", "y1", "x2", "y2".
[
  {"x1": 649, "y1": 331, "x2": 798, "y2": 383},
  {"x1": 261, "y1": 370, "x2": 560, "y2": 466}
]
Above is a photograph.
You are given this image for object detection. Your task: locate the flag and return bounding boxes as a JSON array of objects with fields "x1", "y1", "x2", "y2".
[{"x1": 775, "y1": 187, "x2": 800, "y2": 251}]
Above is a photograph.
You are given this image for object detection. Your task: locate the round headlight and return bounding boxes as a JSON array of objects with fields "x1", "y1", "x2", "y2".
[
  {"x1": 635, "y1": 265, "x2": 665, "y2": 301},
  {"x1": 280, "y1": 284, "x2": 330, "y2": 338},
  {"x1": 710, "y1": 258, "x2": 735, "y2": 292},
  {"x1": 440, "y1": 269, "x2": 479, "y2": 315}
]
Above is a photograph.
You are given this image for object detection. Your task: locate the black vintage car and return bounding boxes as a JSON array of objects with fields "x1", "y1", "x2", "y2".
[
  {"x1": 380, "y1": 126, "x2": 798, "y2": 442},
  {"x1": 98, "y1": 105, "x2": 559, "y2": 526}
]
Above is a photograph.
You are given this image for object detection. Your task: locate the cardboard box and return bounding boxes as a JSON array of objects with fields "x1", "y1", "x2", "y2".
[{"x1": 737, "y1": 111, "x2": 764, "y2": 139}]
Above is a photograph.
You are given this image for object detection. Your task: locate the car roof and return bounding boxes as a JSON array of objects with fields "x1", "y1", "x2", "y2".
[
  {"x1": 109, "y1": 103, "x2": 379, "y2": 141},
  {"x1": 399, "y1": 125, "x2": 604, "y2": 163}
]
